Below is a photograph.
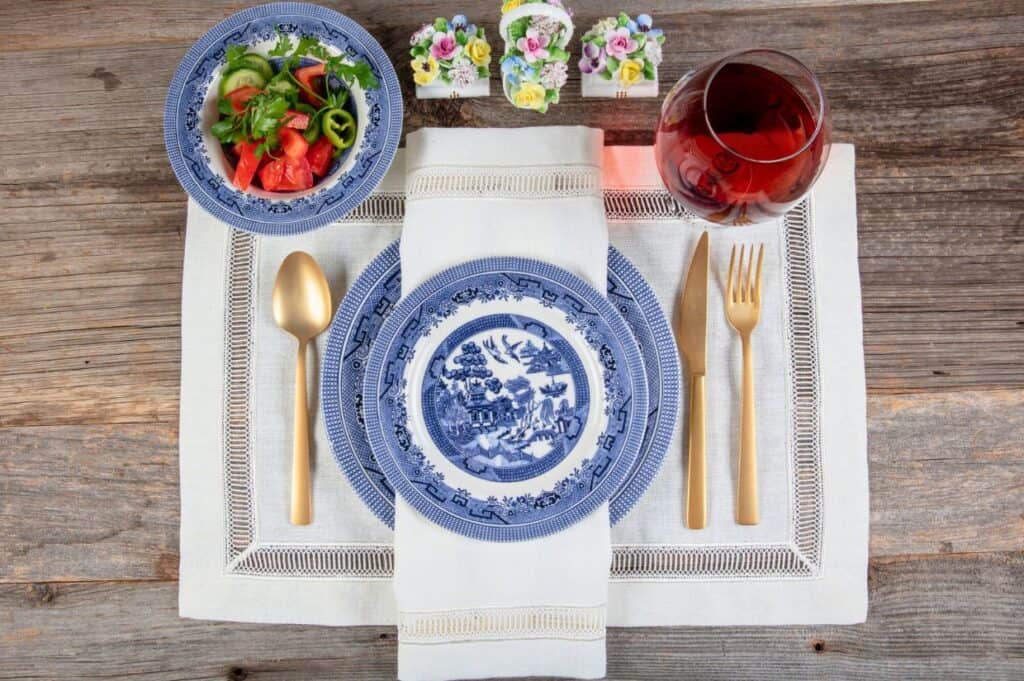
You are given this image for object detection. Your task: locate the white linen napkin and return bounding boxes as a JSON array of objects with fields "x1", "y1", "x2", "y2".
[{"x1": 395, "y1": 126, "x2": 610, "y2": 681}]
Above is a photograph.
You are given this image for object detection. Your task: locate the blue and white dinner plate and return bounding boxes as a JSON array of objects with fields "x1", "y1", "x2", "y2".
[
  {"x1": 164, "y1": 2, "x2": 402, "y2": 235},
  {"x1": 361, "y1": 257, "x2": 648, "y2": 541},
  {"x1": 322, "y1": 246, "x2": 680, "y2": 540}
]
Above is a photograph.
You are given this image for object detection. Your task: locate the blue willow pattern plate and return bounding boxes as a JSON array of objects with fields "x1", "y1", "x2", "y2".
[
  {"x1": 321, "y1": 243, "x2": 680, "y2": 530},
  {"x1": 351, "y1": 257, "x2": 650, "y2": 542},
  {"x1": 163, "y1": 3, "x2": 402, "y2": 235}
]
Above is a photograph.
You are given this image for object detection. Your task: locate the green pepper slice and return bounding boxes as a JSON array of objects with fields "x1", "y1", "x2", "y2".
[{"x1": 322, "y1": 108, "x2": 356, "y2": 150}]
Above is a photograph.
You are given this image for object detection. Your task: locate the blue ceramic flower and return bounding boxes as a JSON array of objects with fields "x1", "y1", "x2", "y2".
[
  {"x1": 636, "y1": 14, "x2": 663, "y2": 39},
  {"x1": 449, "y1": 14, "x2": 476, "y2": 34},
  {"x1": 501, "y1": 54, "x2": 535, "y2": 85}
]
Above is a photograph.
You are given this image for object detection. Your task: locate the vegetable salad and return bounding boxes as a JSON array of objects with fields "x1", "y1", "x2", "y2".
[{"x1": 211, "y1": 31, "x2": 378, "y2": 193}]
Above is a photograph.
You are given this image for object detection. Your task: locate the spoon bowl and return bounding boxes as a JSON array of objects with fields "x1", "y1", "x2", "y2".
[
  {"x1": 273, "y1": 252, "x2": 332, "y2": 525},
  {"x1": 273, "y1": 253, "x2": 333, "y2": 342}
]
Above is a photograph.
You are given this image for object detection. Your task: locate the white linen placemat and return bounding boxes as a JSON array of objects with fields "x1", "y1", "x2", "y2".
[
  {"x1": 178, "y1": 144, "x2": 867, "y2": 628},
  {"x1": 395, "y1": 127, "x2": 609, "y2": 681}
]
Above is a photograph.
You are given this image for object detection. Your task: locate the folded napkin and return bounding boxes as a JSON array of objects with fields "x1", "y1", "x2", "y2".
[{"x1": 395, "y1": 127, "x2": 609, "y2": 681}]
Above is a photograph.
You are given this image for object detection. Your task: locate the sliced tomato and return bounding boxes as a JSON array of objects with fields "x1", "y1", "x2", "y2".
[
  {"x1": 225, "y1": 86, "x2": 261, "y2": 113},
  {"x1": 306, "y1": 135, "x2": 335, "y2": 177},
  {"x1": 282, "y1": 110, "x2": 310, "y2": 130},
  {"x1": 279, "y1": 156, "x2": 314, "y2": 191},
  {"x1": 279, "y1": 127, "x2": 309, "y2": 160},
  {"x1": 259, "y1": 157, "x2": 313, "y2": 192},
  {"x1": 295, "y1": 63, "x2": 326, "y2": 105},
  {"x1": 258, "y1": 157, "x2": 285, "y2": 191},
  {"x1": 231, "y1": 141, "x2": 259, "y2": 191}
]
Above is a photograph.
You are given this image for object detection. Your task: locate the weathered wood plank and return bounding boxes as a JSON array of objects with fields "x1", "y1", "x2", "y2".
[
  {"x1": 0, "y1": 425, "x2": 180, "y2": 583},
  {"x1": 0, "y1": 552, "x2": 1021, "y2": 680},
  {"x1": 0, "y1": 0, "x2": 957, "y2": 53},
  {"x1": 2, "y1": 390, "x2": 1019, "y2": 582}
]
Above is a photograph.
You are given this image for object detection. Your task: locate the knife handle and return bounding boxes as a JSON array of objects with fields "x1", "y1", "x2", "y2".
[{"x1": 686, "y1": 374, "x2": 707, "y2": 529}]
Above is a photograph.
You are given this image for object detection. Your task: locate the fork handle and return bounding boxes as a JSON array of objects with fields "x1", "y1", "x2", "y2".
[
  {"x1": 737, "y1": 336, "x2": 759, "y2": 525},
  {"x1": 686, "y1": 374, "x2": 707, "y2": 529}
]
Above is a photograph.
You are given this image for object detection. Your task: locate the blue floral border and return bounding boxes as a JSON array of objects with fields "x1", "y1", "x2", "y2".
[
  {"x1": 163, "y1": 2, "x2": 402, "y2": 235},
  {"x1": 359, "y1": 257, "x2": 648, "y2": 542},
  {"x1": 321, "y1": 243, "x2": 680, "y2": 531}
]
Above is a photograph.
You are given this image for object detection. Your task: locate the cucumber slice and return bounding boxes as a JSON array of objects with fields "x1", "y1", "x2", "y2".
[
  {"x1": 219, "y1": 68, "x2": 267, "y2": 96},
  {"x1": 266, "y1": 78, "x2": 297, "y2": 96},
  {"x1": 240, "y1": 54, "x2": 274, "y2": 80}
]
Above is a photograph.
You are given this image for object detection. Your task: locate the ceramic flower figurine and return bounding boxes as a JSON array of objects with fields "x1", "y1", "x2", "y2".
[
  {"x1": 410, "y1": 15, "x2": 492, "y2": 99},
  {"x1": 499, "y1": 0, "x2": 574, "y2": 113},
  {"x1": 579, "y1": 12, "x2": 664, "y2": 98}
]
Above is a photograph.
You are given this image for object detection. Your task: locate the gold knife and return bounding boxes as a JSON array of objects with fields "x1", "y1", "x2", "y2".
[{"x1": 678, "y1": 231, "x2": 709, "y2": 529}]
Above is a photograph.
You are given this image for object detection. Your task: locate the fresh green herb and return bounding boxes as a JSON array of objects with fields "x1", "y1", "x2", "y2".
[
  {"x1": 225, "y1": 44, "x2": 249, "y2": 70},
  {"x1": 216, "y1": 29, "x2": 378, "y2": 177},
  {"x1": 267, "y1": 29, "x2": 295, "y2": 58}
]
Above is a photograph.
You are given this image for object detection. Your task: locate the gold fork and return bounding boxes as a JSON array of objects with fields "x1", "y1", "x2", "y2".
[{"x1": 726, "y1": 244, "x2": 764, "y2": 525}]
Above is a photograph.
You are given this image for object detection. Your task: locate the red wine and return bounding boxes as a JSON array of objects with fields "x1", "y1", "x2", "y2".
[{"x1": 656, "y1": 60, "x2": 829, "y2": 224}]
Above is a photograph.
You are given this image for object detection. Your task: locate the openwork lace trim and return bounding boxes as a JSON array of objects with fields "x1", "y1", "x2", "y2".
[
  {"x1": 407, "y1": 165, "x2": 602, "y2": 200},
  {"x1": 220, "y1": 190, "x2": 823, "y2": 580},
  {"x1": 399, "y1": 605, "x2": 606, "y2": 643},
  {"x1": 604, "y1": 189, "x2": 694, "y2": 221},
  {"x1": 231, "y1": 544, "x2": 394, "y2": 578},
  {"x1": 783, "y1": 200, "x2": 824, "y2": 571},
  {"x1": 335, "y1": 192, "x2": 405, "y2": 223},
  {"x1": 223, "y1": 231, "x2": 257, "y2": 563},
  {"x1": 611, "y1": 543, "x2": 811, "y2": 579}
]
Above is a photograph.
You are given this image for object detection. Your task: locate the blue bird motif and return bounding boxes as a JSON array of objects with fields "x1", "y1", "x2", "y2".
[
  {"x1": 501, "y1": 334, "x2": 523, "y2": 362},
  {"x1": 481, "y1": 337, "x2": 508, "y2": 364}
]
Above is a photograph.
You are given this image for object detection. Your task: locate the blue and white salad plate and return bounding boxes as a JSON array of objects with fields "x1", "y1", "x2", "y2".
[
  {"x1": 323, "y1": 247, "x2": 680, "y2": 541},
  {"x1": 164, "y1": 2, "x2": 402, "y2": 235}
]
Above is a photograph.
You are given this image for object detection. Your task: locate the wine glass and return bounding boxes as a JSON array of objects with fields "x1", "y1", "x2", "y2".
[{"x1": 655, "y1": 49, "x2": 831, "y2": 225}]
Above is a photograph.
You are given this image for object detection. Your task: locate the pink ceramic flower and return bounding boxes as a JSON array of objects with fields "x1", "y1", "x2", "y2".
[
  {"x1": 516, "y1": 28, "x2": 550, "y2": 63},
  {"x1": 430, "y1": 31, "x2": 461, "y2": 61},
  {"x1": 604, "y1": 26, "x2": 638, "y2": 59}
]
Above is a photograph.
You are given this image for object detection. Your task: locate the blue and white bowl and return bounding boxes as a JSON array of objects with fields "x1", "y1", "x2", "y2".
[{"x1": 164, "y1": 2, "x2": 402, "y2": 235}]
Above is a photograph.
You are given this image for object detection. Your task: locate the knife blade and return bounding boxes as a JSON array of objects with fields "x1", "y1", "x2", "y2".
[
  {"x1": 679, "y1": 232, "x2": 709, "y2": 374},
  {"x1": 679, "y1": 231, "x2": 709, "y2": 529}
]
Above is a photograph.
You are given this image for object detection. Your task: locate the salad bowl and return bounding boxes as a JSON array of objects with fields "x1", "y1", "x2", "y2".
[{"x1": 164, "y1": 2, "x2": 402, "y2": 235}]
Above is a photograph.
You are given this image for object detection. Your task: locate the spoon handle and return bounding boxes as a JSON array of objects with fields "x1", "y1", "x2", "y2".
[{"x1": 290, "y1": 340, "x2": 312, "y2": 525}]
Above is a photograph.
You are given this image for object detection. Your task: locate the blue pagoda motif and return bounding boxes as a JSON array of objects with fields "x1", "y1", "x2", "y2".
[{"x1": 425, "y1": 324, "x2": 588, "y2": 481}]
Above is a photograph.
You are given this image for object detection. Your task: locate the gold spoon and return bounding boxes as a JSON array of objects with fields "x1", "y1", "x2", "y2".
[{"x1": 272, "y1": 252, "x2": 332, "y2": 525}]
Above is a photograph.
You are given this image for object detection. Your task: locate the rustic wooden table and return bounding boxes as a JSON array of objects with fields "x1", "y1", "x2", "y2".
[{"x1": 2, "y1": 0, "x2": 1022, "y2": 678}]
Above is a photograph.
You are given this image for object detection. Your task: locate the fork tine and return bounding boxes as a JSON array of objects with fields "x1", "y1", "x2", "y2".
[
  {"x1": 746, "y1": 244, "x2": 756, "y2": 302},
  {"x1": 741, "y1": 241, "x2": 749, "y2": 301},
  {"x1": 754, "y1": 244, "x2": 765, "y2": 304},
  {"x1": 727, "y1": 245, "x2": 736, "y2": 303}
]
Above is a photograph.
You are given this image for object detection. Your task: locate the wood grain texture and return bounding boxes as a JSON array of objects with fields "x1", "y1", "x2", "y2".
[
  {"x1": 0, "y1": 553, "x2": 1021, "y2": 680},
  {"x1": 2, "y1": 391, "x2": 1019, "y2": 582}
]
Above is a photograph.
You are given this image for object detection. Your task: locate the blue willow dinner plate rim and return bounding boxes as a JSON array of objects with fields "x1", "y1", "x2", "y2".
[
  {"x1": 360, "y1": 256, "x2": 649, "y2": 542},
  {"x1": 320, "y1": 242, "x2": 680, "y2": 529},
  {"x1": 163, "y1": 2, "x2": 402, "y2": 235}
]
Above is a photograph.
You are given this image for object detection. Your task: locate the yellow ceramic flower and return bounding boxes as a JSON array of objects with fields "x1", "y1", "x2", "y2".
[
  {"x1": 618, "y1": 59, "x2": 645, "y2": 88},
  {"x1": 501, "y1": 0, "x2": 522, "y2": 14},
  {"x1": 412, "y1": 56, "x2": 439, "y2": 85},
  {"x1": 512, "y1": 81, "x2": 546, "y2": 110},
  {"x1": 465, "y1": 37, "x2": 491, "y2": 67}
]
